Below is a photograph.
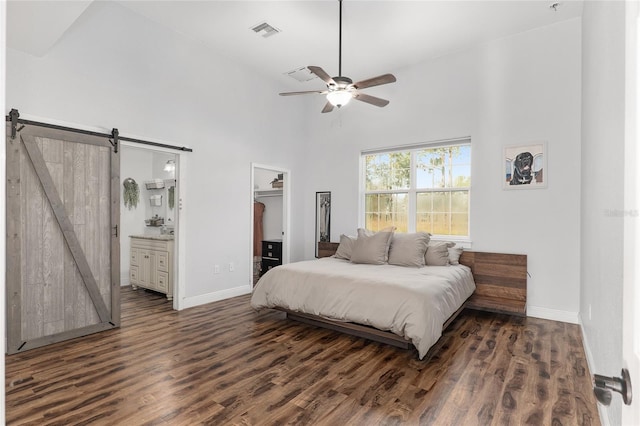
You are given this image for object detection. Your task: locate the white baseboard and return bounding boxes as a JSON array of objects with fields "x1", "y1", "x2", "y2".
[
  {"x1": 179, "y1": 285, "x2": 252, "y2": 310},
  {"x1": 579, "y1": 314, "x2": 609, "y2": 426},
  {"x1": 526, "y1": 305, "x2": 579, "y2": 324}
]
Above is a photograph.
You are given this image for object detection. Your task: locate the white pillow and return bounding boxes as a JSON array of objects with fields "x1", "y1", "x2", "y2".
[
  {"x1": 388, "y1": 232, "x2": 430, "y2": 267},
  {"x1": 448, "y1": 246, "x2": 464, "y2": 265},
  {"x1": 425, "y1": 241, "x2": 455, "y2": 266},
  {"x1": 350, "y1": 227, "x2": 395, "y2": 265},
  {"x1": 334, "y1": 234, "x2": 356, "y2": 260}
]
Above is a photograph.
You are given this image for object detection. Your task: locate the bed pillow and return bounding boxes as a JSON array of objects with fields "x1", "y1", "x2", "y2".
[
  {"x1": 388, "y1": 232, "x2": 430, "y2": 267},
  {"x1": 334, "y1": 234, "x2": 356, "y2": 260},
  {"x1": 425, "y1": 241, "x2": 455, "y2": 266},
  {"x1": 350, "y1": 227, "x2": 395, "y2": 265},
  {"x1": 448, "y1": 246, "x2": 464, "y2": 265}
]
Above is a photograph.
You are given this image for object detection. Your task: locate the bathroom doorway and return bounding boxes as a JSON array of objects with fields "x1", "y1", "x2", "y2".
[
  {"x1": 121, "y1": 144, "x2": 184, "y2": 309},
  {"x1": 250, "y1": 163, "x2": 290, "y2": 287}
]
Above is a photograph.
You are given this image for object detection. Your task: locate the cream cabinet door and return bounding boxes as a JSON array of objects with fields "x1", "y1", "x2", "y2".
[{"x1": 129, "y1": 237, "x2": 173, "y2": 299}]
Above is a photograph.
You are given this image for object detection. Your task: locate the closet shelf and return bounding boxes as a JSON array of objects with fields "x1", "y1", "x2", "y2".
[{"x1": 255, "y1": 189, "x2": 283, "y2": 198}]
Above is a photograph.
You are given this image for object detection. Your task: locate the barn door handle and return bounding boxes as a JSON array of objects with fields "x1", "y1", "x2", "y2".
[
  {"x1": 112, "y1": 225, "x2": 118, "y2": 238},
  {"x1": 593, "y1": 368, "x2": 632, "y2": 406}
]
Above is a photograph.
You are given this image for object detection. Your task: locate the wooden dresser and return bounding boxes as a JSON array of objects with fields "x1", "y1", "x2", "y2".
[{"x1": 130, "y1": 235, "x2": 175, "y2": 300}]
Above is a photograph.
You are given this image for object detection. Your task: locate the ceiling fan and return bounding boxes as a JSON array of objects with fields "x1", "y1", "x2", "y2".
[{"x1": 279, "y1": 0, "x2": 397, "y2": 113}]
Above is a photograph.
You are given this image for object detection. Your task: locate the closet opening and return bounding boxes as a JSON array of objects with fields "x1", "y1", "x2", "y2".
[{"x1": 250, "y1": 163, "x2": 290, "y2": 287}]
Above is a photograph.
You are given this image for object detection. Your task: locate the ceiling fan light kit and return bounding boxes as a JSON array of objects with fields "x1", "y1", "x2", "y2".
[
  {"x1": 279, "y1": 0, "x2": 396, "y2": 113},
  {"x1": 327, "y1": 90, "x2": 353, "y2": 107}
]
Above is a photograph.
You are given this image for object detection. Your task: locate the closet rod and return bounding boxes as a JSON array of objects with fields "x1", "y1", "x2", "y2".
[{"x1": 5, "y1": 109, "x2": 194, "y2": 152}]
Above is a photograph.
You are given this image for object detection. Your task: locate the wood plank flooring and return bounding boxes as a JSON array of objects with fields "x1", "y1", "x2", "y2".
[{"x1": 5, "y1": 286, "x2": 600, "y2": 425}]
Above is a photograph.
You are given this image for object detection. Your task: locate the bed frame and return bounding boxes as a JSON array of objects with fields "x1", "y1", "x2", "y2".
[
  {"x1": 277, "y1": 302, "x2": 466, "y2": 352},
  {"x1": 277, "y1": 242, "x2": 527, "y2": 356}
]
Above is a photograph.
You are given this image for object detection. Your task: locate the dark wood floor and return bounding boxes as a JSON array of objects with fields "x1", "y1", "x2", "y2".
[{"x1": 6, "y1": 286, "x2": 600, "y2": 425}]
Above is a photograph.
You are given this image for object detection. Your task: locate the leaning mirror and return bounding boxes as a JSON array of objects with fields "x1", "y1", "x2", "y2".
[{"x1": 315, "y1": 191, "x2": 331, "y2": 257}]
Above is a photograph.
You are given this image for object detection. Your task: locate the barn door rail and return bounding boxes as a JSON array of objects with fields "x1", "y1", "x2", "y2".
[{"x1": 5, "y1": 108, "x2": 193, "y2": 152}]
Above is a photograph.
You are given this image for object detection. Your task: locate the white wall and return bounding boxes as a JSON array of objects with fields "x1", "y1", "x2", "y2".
[
  {"x1": 580, "y1": 3, "x2": 626, "y2": 425},
  {"x1": 6, "y1": 1, "x2": 308, "y2": 302},
  {"x1": 302, "y1": 18, "x2": 583, "y2": 321}
]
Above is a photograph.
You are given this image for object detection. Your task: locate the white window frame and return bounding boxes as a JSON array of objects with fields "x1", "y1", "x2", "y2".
[{"x1": 359, "y1": 137, "x2": 472, "y2": 245}]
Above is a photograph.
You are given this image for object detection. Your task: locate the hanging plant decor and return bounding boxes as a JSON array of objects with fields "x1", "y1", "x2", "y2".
[
  {"x1": 168, "y1": 186, "x2": 175, "y2": 210},
  {"x1": 123, "y1": 178, "x2": 140, "y2": 210}
]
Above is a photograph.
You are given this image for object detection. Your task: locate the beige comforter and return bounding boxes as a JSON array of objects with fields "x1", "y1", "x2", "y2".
[{"x1": 251, "y1": 257, "x2": 476, "y2": 359}]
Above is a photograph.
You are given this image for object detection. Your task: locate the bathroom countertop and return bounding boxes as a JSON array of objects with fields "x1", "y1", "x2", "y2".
[{"x1": 129, "y1": 234, "x2": 175, "y2": 241}]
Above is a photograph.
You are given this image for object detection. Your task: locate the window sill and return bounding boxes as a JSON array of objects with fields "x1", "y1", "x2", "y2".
[{"x1": 430, "y1": 236, "x2": 472, "y2": 249}]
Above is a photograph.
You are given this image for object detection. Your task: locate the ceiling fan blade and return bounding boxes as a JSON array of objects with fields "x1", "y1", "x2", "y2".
[
  {"x1": 353, "y1": 74, "x2": 396, "y2": 90},
  {"x1": 308, "y1": 66, "x2": 336, "y2": 86},
  {"x1": 353, "y1": 92, "x2": 390, "y2": 107},
  {"x1": 279, "y1": 90, "x2": 328, "y2": 96},
  {"x1": 321, "y1": 101, "x2": 335, "y2": 113}
]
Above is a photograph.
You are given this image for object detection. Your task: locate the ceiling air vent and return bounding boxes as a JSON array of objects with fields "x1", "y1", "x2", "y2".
[
  {"x1": 250, "y1": 22, "x2": 281, "y2": 38},
  {"x1": 285, "y1": 66, "x2": 317, "y2": 83}
]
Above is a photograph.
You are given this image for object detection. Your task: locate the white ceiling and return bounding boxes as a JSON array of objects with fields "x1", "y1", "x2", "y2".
[
  {"x1": 7, "y1": 1, "x2": 91, "y2": 57},
  {"x1": 7, "y1": 1, "x2": 583, "y2": 90}
]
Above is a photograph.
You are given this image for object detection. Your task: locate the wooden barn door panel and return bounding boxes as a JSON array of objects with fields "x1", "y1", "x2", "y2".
[{"x1": 6, "y1": 123, "x2": 120, "y2": 354}]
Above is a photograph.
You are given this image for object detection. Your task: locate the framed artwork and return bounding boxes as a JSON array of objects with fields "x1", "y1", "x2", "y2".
[
  {"x1": 503, "y1": 142, "x2": 547, "y2": 189},
  {"x1": 315, "y1": 191, "x2": 331, "y2": 257}
]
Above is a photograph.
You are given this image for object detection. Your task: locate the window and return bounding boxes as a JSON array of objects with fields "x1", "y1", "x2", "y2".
[{"x1": 362, "y1": 140, "x2": 471, "y2": 238}]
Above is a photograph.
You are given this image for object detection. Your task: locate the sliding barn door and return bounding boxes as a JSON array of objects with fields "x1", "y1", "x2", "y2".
[{"x1": 6, "y1": 123, "x2": 120, "y2": 354}]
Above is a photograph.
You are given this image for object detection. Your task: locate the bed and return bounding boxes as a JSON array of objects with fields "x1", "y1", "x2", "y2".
[
  {"x1": 252, "y1": 256, "x2": 475, "y2": 359},
  {"x1": 251, "y1": 233, "x2": 527, "y2": 359}
]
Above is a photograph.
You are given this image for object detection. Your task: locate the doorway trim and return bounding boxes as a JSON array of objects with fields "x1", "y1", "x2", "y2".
[
  {"x1": 250, "y1": 163, "x2": 291, "y2": 287},
  {"x1": 622, "y1": 1, "x2": 639, "y2": 423}
]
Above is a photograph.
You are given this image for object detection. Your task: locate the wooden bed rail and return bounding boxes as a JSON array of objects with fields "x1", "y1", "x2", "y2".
[{"x1": 317, "y1": 241, "x2": 527, "y2": 316}]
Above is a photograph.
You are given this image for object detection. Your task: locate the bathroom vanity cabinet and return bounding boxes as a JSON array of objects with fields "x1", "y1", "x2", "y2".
[{"x1": 130, "y1": 235, "x2": 174, "y2": 300}]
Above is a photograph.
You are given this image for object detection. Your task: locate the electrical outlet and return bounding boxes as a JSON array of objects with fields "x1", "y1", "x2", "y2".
[
  {"x1": 214, "y1": 265, "x2": 220, "y2": 274},
  {"x1": 588, "y1": 304, "x2": 592, "y2": 321},
  {"x1": 229, "y1": 262, "x2": 235, "y2": 272}
]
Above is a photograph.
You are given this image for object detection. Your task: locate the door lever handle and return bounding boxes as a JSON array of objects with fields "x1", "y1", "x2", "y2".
[{"x1": 593, "y1": 368, "x2": 632, "y2": 406}]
